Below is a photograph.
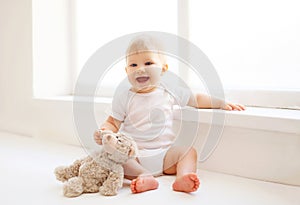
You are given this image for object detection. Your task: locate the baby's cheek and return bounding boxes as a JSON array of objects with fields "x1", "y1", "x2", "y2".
[
  {"x1": 150, "y1": 74, "x2": 161, "y2": 84},
  {"x1": 126, "y1": 69, "x2": 135, "y2": 75},
  {"x1": 127, "y1": 75, "x2": 136, "y2": 85}
]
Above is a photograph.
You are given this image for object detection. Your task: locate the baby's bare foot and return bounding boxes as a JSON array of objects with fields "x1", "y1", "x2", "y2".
[
  {"x1": 172, "y1": 173, "x2": 200, "y2": 193},
  {"x1": 130, "y1": 175, "x2": 159, "y2": 194}
]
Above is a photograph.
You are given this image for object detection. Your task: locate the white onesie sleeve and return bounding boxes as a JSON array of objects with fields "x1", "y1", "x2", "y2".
[
  {"x1": 111, "y1": 87, "x2": 129, "y2": 122},
  {"x1": 164, "y1": 85, "x2": 192, "y2": 107}
]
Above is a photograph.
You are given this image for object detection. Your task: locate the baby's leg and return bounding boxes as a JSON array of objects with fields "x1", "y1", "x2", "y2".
[
  {"x1": 123, "y1": 159, "x2": 159, "y2": 193},
  {"x1": 163, "y1": 146, "x2": 200, "y2": 193}
]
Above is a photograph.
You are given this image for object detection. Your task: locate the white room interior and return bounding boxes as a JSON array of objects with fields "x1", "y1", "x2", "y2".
[{"x1": 0, "y1": 0, "x2": 300, "y2": 205}]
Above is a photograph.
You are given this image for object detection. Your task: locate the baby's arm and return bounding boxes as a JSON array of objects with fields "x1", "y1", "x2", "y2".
[
  {"x1": 101, "y1": 116, "x2": 122, "y2": 132},
  {"x1": 187, "y1": 93, "x2": 245, "y2": 111},
  {"x1": 94, "y1": 116, "x2": 122, "y2": 145}
]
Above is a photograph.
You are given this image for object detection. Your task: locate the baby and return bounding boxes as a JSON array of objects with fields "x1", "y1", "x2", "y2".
[{"x1": 94, "y1": 35, "x2": 245, "y2": 194}]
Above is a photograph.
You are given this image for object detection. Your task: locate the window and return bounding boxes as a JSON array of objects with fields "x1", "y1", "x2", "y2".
[
  {"x1": 74, "y1": 0, "x2": 178, "y2": 96},
  {"x1": 32, "y1": 0, "x2": 74, "y2": 97},
  {"x1": 33, "y1": 0, "x2": 300, "y2": 109},
  {"x1": 189, "y1": 0, "x2": 300, "y2": 108}
]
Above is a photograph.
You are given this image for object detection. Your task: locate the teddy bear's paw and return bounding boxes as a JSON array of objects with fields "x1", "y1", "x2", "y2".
[
  {"x1": 99, "y1": 186, "x2": 118, "y2": 196},
  {"x1": 63, "y1": 177, "x2": 84, "y2": 197},
  {"x1": 54, "y1": 166, "x2": 69, "y2": 182}
]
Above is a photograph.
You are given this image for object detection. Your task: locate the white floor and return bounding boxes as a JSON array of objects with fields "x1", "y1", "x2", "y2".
[{"x1": 0, "y1": 131, "x2": 299, "y2": 205}]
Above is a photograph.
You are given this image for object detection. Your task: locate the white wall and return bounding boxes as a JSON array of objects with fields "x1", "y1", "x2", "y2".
[
  {"x1": 0, "y1": 0, "x2": 34, "y2": 135},
  {"x1": 0, "y1": 0, "x2": 81, "y2": 144}
]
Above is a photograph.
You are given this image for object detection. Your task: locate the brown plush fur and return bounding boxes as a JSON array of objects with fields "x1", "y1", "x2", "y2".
[{"x1": 54, "y1": 133, "x2": 137, "y2": 197}]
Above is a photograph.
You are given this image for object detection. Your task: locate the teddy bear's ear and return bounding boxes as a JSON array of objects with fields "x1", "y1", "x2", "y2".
[
  {"x1": 128, "y1": 143, "x2": 137, "y2": 158},
  {"x1": 128, "y1": 146, "x2": 135, "y2": 157}
]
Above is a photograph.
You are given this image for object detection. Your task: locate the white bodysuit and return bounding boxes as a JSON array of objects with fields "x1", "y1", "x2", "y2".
[{"x1": 111, "y1": 84, "x2": 191, "y2": 175}]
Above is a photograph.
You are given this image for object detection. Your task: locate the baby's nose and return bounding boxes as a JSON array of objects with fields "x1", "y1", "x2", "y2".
[{"x1": 137, "y1": 67, "x2": 145, "y2": 73}]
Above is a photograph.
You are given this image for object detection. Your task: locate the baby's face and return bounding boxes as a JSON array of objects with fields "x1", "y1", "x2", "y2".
[{"x1": 126, "y1": 51, "x2": 167, "y2": 93}]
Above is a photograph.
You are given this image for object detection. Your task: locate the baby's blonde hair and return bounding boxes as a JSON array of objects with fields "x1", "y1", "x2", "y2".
[{"x1": 126, "y1": 35, "x2": 167, "y2": 64}]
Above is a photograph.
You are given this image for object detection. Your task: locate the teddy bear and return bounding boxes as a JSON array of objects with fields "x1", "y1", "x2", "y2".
[{"x1": 54, "y1": 131, "x2": 137, "y2": 197}]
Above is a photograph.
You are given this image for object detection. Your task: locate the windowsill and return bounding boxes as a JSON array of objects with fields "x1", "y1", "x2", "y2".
[
  {"x1": 34, "y1": 96, "x2": 300, "y2": 135},
  {"x1": 177, "y1": 106, "x2": 300, "y2": 135}
]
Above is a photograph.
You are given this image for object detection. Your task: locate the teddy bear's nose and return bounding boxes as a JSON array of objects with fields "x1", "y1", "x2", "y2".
[{"x1": 106, "y1": 135, "x2": 111, "y2": 140}]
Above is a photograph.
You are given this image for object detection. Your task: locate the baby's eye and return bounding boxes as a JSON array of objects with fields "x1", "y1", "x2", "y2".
[
  {"x1": 145, "y1": 62, "x2": 153, "y2": 66},
  {"x1": 130, "y1": 63, "x2": 137, "y2": 67}
]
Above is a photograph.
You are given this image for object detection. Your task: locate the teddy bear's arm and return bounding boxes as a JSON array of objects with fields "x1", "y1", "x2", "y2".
[
  {"x1": 99, "y1": 171, "x2": 123, "y2": 196},
  {"x1": 54, "y1": 158, "x2": 87, "y2": 182}
]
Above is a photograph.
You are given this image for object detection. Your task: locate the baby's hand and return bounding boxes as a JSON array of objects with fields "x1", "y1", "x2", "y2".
[
  {"x1": 221, "y1": 102, "x2": 246, "y2": 111},
  {"x1": 93, "y1": 129, "x2": 113, "y2": 145}
]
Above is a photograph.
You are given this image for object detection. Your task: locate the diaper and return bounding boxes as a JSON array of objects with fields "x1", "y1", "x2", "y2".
[{"x1": 137, "y1": 147, "x2": 169, "y2": 176}]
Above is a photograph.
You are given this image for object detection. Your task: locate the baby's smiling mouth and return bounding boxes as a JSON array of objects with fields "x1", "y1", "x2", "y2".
[{"x1": 136, "y1": 76, "x2": 150, "y2": 83}]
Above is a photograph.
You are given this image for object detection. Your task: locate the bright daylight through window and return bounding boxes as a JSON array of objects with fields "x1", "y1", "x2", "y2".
[
  {"x1": 74, "y1": 0, "x2": 177, "y2": 97},
  {"x1": 189, "y1": 0, "x2": 300, "y2": 109},
  {"x1": 33, "y1": 0, "x2": 300, "y2": 109}
]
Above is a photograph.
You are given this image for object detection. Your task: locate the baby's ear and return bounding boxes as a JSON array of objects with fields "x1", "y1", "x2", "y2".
[{"x1": 162, "y1": 64, "x2": 168, "y2": 73}]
